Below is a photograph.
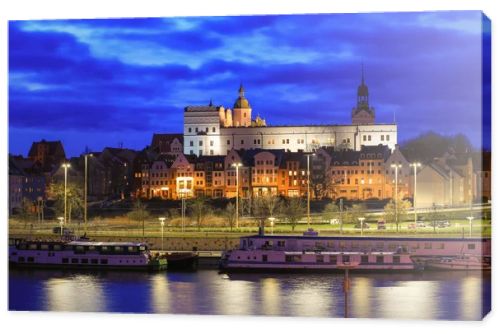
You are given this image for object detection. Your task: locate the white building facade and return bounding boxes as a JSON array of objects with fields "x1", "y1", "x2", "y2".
[{"x1": 184, "y1": 79, "x2": 397, "y2": 157}]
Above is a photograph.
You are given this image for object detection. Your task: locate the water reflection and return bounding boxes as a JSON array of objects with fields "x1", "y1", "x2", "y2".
[{"x1": 9, "y1": 269, "x2": 490, "y2": 320}]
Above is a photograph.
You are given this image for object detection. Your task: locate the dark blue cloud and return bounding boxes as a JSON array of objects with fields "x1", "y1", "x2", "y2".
[{"x1": 8, "y1": 12, "x2": 488, "y2": 156}]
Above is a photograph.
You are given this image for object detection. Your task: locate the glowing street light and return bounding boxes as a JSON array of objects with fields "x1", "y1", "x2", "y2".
[
  {"x1": 159, "y1": 217, "x2": 166, "y2": 251},
  {"x1": 62, "y1": 163, "x2": 71, "y2": 227},
  {"x1": 268, "y1": 217, "x2": 275, "y2": 235},
  {"x1": 409, "y1": 162, "x2": 421, "y2": 227},
  {"x1": 231, "y1": 162, "x2": 243, "y2": 229},
  {"x1": 358, "y1": 217, "x2": 366, "y2": 236},
  {"x1": 466, "y1": 216, "x2": 474, "y2": 238},
  {"x1": 306, "y1": 153, "x2": 316, "y2": 225},
  {"x1": 57, "y1": 216, "x2": 64, "y2": 238}
]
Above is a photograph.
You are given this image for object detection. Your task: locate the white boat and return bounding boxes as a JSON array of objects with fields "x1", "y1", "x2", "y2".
[
  {"x1": 9, "y1": 238, "x2": 167, "y2": 271},
  {"x1": 220, "y1": 249, "x2": 417, "y2": 272},
  {"x1": 425, "y1": 255, "x2": 491, "y2": 271}
]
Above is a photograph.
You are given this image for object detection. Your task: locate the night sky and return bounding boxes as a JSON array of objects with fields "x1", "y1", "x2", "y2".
[{"x1": 8, "y1": 11, "x2": 489, "y2": 157}]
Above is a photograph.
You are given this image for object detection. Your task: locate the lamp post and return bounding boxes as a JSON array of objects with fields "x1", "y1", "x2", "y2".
[
  {"x1": 159, "y1": 217, "x2": 166, "y2": 251},
  {"x1": 268, "y1": 217, "x2": 275, "y2": 235},
  {"x1": 306, "y1": 153, "x2": 316, "y2": 225},
  {"x1": 179, "y1": 189, "x2": 187, "y2": 233},
  {"x1": 232, "y1": 162, "x2": 243, "y2": 229},
  {"x1": 409, "y1": 162, "x2": 421, "y2": 227},
  {"x1": 57, "y1": 216, "x2": 64, "y2": 238},
  {"x1": 391, "y1": 163, "x2": 402, "y2": 231},
  {"x1": 358, "y1": 217, "x2": 366, "y2": 236},
  {"x1": 84, "y1": 154, "x2": 92, "y2": 235},
  {"x1": 62, "y1": 163, "x2": 71, "y2": 227},
  {"x1": 466, "y1": 216, "x2": 474, "y2": 238}
]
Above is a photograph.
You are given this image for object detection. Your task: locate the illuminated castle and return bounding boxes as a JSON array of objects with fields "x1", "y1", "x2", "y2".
[{"x1": 183, "y1": 73, "x2": 396, "y2": 156}]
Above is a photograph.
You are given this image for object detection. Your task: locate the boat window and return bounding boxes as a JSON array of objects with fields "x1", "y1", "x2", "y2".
[
  {"x1": 329, "y1": 256, "x2": 337, "y2": 264},
  {"x1": 361, "y1": 255, "x2": 369, "y2": 264},
  {"x1": 393, "y1": 256, "x2": 400, "y2": 264},
  {"x1": 101, "y1": 246, "x2": 109, "y2": 252},
  {"x1": 40, "y1": 244, "x2": 49, "y2": 250},
  {"x1": 277, "y1": 241, "x2": 286, "y2": 247},
  {"x1": 242, "y1": 240, "x2": 247, "y2": 248},
  {"x1": 62, "y1": 258, "x2": 69, "y2": 264},
  {"x1": 88, "y1": 246, "x2": 96, "y2": 251},
  {"x1": 76, "y1": 246, "x2": 85, "y2": 252},
  {"x1": 18, "y1": 256, "x2": 25, "y2": 262},
  {"x1": 91, "y1": 259, "x2": 98, "y2": 264},
  {"x1": 468, "y1": 244, "x2": 475, "y2": 250},
  {"x1": 376, "y1": 256, "x2": 384, "y2": 264},
  {"x1": 316, "y1": 255, "x2": 324, "y2": 263},
  {"x1": 424, "y1": 243, "x2": 432, "y2": 249},
  {"x1": 315, "y1": 242, "x2": 324, "y2": 248},
  {"x1": 342, "y1": 255, "x2": 350, "y2": 263},
  {"x1": 18, "y1": 244, "x2": 27, "y2": 250},
  {"x1": 139, "y1": 246, "x2": 146, "y2": 251},
  {"x1": 388, "y1": 244, "x2": 397, "y2": 251},
  {"x1": 340, "y1": 241, "x2": 346, "y2": 249},
  {"x1": 411, "y1": 243, "x2": 420, "y2": 250},
  {"x1": 100, "y1": 259, "x2": 108, "y2": 265},
  {"x1": 285, "y1": 255, "x2": 301, "y2": 262},
  {"x1": 437, "y1": 243, "x2": 445, "y2": 249},
  {"x1": 81, "y1": 259, "x2": 89, "y2": 264},
  {"x1": 262, "y1": 255, "x2": 268, "y2": 262},
  {"x1": 28, "y1": 244, "x2": 37, "y2": 250},
  {"x1": 53, "y1": 245, "x2": 61, "y2": 251},
  {"x1": 375, "y1": 242, "x2": 384, "y2": 250},
  {"x1": 27, "y1": 257, "x2": 34, "y2": 263},
  {"x1": 114, "y1": 246, "x2": 124, "y2": 252},
  {"x1": 71, "y1": 258, "x2": 78, "y2": 264}
]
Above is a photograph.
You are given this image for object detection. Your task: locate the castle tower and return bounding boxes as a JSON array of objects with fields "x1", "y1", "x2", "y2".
[
  {"x1": 352, "y1": 64, "x2": 375, "y2": 125},
  {"x1": 232, "y1": 83, "x2": 252, "y2": 127}
]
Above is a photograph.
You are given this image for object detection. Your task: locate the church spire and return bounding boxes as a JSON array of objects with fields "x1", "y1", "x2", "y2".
[
  {"x1": 361, "y1": 62, "x2": 365, "y2": 85},
  {"x1": 238, "y1": 82, "x2": 245, "y2": 97},
  {"x1": 357, "y1": 64, "x2": 369, "y2": 108}
]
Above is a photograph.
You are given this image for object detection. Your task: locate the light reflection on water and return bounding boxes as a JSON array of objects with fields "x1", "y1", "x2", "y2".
[{"x1": 9, "y1": 269, "x2": 490, "y2": 320}]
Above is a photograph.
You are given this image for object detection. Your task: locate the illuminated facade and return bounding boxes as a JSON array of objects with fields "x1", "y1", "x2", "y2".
[{"x1": 183, "y1": 75, "x2": 397, "y2": 157}]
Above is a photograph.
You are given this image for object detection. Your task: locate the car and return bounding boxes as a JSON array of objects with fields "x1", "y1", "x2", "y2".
[
  {"x1": 354, "y1": 222, "x2": 370, "y2": 229},
  {"x1": 437, "y1": 221, "x2": 450, "y2": 228},
  {"x1": 377, "y1": 221, "x2": 386, "y2": 230},
  {"x1": 52, "y1": 226, "x2": 72, "y2": 235},
  {"x1": 416, "y1": 221, "x2": 426, "y2": 228}
]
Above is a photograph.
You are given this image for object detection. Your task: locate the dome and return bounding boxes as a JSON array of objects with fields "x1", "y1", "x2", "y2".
[
  {"x1": 233, "y1": 83, "x2": 251, "y2": 109},
  {"x1": 234, "y1": 97, "x2": 251, "y2": 109}
]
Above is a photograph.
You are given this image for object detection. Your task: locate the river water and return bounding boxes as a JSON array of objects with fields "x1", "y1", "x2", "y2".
[{"x1": 9, "y1": 269, "x2": 491, "y2": 320}]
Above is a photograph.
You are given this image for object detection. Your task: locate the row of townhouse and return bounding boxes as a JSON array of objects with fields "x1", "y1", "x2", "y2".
[{"x1": 133, "y1": 144, "x2": 412, "y2": 201}]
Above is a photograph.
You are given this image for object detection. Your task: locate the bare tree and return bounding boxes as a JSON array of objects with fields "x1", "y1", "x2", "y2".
[
  {"x1": 384, "y1": 199, "x2": 411, "y2": 231},
  {"x1": 252, "y1": 195, "x2": 283, "y2": 230},
  {"x1": 127, "y1": 199, "x2": 149, "y2": 238},
  {"x1": 189, "y1": 196, "x2": 211, "y2": 231},
  {"x1": 224, "y1": 202, "x2": 236, "y2": 231},
  {"x1": 283, "y1": 197, "x2": 305, "y2": 231}
]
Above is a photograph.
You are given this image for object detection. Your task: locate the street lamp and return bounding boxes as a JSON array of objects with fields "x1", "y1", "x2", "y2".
[
  {"x1": 409, "y1": 162, "x2": 421, "y2": 227},
  {"x1": 466, "y1": 216, "x2": 474, "y2": 238},
  {"x1": 62, "y1": 163, "x2": 71, "y2": 227},
  {"x1": 84, "y1": 154, "x2": 93, "y2": 235},
  {"x1": 178, "y1": 189, "x2": 188, "y2": 233},
  {"x1": 231, "y1": 162, "x2": 243, "y2": 229},
  {"x1": 306, "y1": 153, "x2": 316, "y2": 225},
  {"x1": 57, "y1": 216, "x2": 64, "y2": 238},
  {"x1": 159, "y1": 217, "x2": 166, "y2": 251},
  {"x1": 268, "y1": 217, "x2": 275, "y2": 235},
  {"x1": 358, "y1": 217, "x2": 366, "y2": 236},
  {"x1": 391, "y1": 163, "x2": 402, "y2": 231}
]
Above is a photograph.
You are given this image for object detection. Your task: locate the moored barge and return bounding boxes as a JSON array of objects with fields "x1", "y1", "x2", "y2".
[{"x1": 9, "y1": 239, "x2": 167, "y2": 271}]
